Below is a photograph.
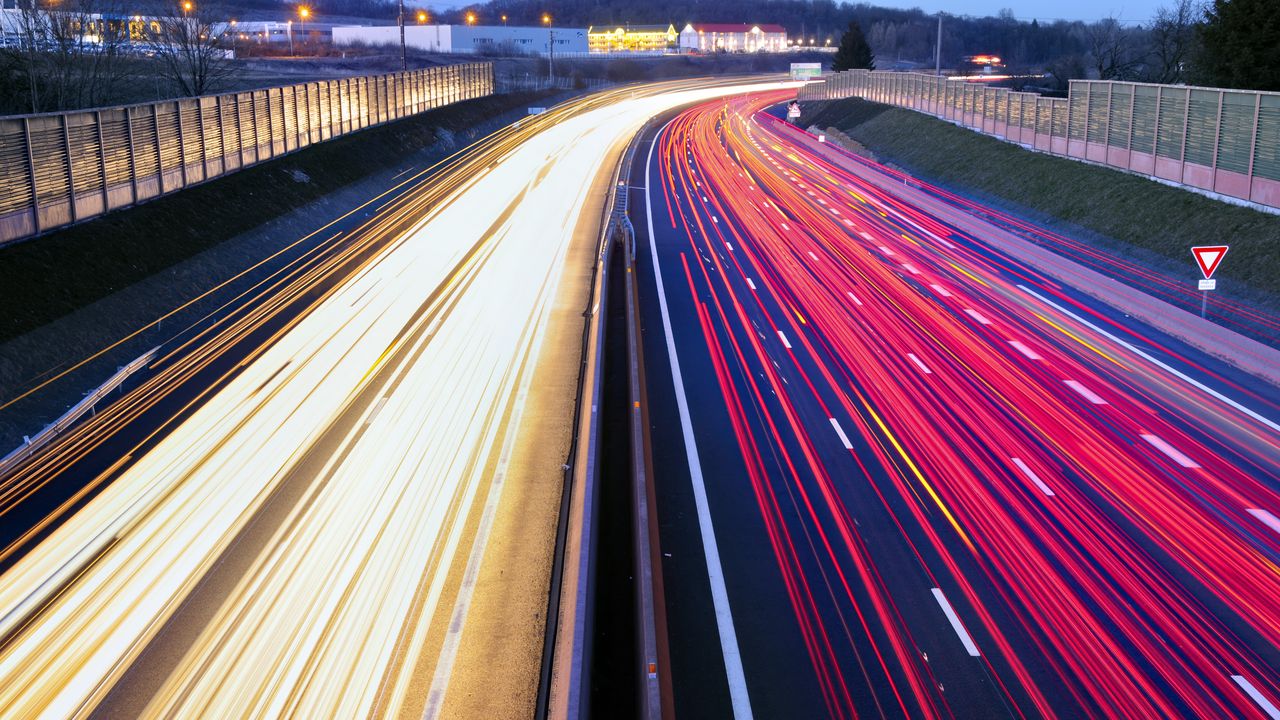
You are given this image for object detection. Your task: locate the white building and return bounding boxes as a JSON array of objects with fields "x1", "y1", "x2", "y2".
[
  {"x1": 333, "y1": 24, "x2": 586, "y2": 56},
  {"x1": 678, "y1": 23, "x2": 787, "y2": 53}
]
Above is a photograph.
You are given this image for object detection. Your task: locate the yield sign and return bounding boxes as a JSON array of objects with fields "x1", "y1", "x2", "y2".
[{"x1": 1192, "y1": 245, "x2": 1229, "y2": 279}]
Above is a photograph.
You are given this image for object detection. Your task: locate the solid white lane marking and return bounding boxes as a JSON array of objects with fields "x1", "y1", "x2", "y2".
[
  {"x1": 778, "y1": 331, "x2": 792, "y2": 349},
  {"x1": 645, "y1": 123, "x2": 753, "y2": 719},
  {"x1": 1233, "y1": 675, "x2": 1280, "y2": 720},
  {"x1": 965, "y1": 308, "x2": 992, "y2": 325},
  {"x1": 1018, "y1": 284, "x2": 1280, "y2": 434},
  {"x1": 847, "y1": 291, "x2": 863, "y2": 307},
  {"x1": 908, "y1": 353, "x2": 932, "y2": 374},
  {"x1": 746, "y1": 278, "x2": 757, "y2": 291},
  {"x1": 829, "y1": 418, "x2": 854, "y2": 449},
  {"x1": 930, "y1": 284, "x2": 952, "y2": 298},
  {"x1": 1247, "y1": 508, "x2": 1280, "y2": 536},
  {"x1": 1064, "y1": 380, "x2": 1107, "y2": 405},
  {"x1": 1141, "y1": 433, "x2": 1201, "y2": 468},
  {"x1": 931, "y1": 588, "x2": 981, "y2": 657},
  {"x1": 1011, "y1": 457, "x2": 1055, "y2": 496},
  {"x1": 1009, "y1": 340, "x2": 1042, "y2": 361}
]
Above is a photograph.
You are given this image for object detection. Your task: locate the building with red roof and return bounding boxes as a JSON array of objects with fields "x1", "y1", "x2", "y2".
[{"x1": 679, "y1": 22, "x2": 788, "y2": 53}]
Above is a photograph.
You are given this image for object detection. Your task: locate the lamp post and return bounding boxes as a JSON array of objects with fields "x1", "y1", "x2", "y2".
[
  {"x1": 397, "y1": 0, "x2": 406, "y2": 70},
  {"x1": 298, "y1": 6, "x2": 309, "y2": 52},
  {"x1": 543, "y1": 13, "x2": 553, "y2": 86},
  {"x1": 287, "y1": 20, "x2": 293, "y2": 54},
  {"x1": 501, "y1": 14, "x2": 507, "y2": 26}
]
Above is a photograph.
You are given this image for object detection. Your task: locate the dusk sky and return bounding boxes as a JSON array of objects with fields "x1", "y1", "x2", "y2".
[{"x1": 424, "y1": 0, "x2": 1164, "y2": 24}]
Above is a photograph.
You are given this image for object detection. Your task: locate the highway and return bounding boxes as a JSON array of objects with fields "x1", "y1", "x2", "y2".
[
  {"x1": 0, "y1": 79, "x2": 791, "y2": 718},
  {"x1": 633, "y1": 91, "x2": 1280, "y2": 718}
]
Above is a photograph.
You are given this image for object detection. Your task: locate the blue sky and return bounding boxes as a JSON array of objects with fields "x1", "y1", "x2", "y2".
[{"x1": 422, "y1": 1, "x2": 1164, "y2": 25}]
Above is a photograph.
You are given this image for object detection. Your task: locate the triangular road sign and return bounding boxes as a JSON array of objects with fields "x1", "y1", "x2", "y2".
[{"x1": 1192, "y1": 245, "x2": 1229, "y2": 279}]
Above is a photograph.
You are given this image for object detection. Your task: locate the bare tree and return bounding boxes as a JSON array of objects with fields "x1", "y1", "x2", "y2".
[
  {"x1": 2, "y1": 0, "x2": 131, "y2": 113},
  {"x1": 1088, "y1": 16, "x2": 1143, "y2": 80},
  {"x1": 148, "y1": 0, "x2": 232, "y2": 96},
  {"x1": 1145, "y1": 0, "x2": 1200, "y2": 83}
]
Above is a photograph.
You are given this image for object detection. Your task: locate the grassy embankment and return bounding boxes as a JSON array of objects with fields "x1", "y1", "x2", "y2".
[
  {"x1": 0, "y1": 89, "x2": 554, "y2": 344},
  {"x1": 801, "y1": 97, "x2": 1280, "y2": 303}
]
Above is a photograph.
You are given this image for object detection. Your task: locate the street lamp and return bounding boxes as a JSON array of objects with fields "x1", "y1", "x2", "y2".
[
  {"x1": 543, "y1": 13, "x2": 553, "y2": 85},
  {"x1": 287, "y1": 19, "x2": 293, "y2": 54},
  {"x1": 181, "y1": 1, "x2": 191, "y2": 13},
  {"x1": 298, "y1": 6, "x2": 309, "y2": 50},
  {"x1": 501, "y1": 14, "x2": 507, "y2": 25},
  {"x1": 397, "y1": 0, "x2": 406, "y2": 70},
  {"x1": 465, "y1": 12, "x2": 476, "y2": 25},
  {"x1": 417, "y1": 10, "x2": 426, "y2": 23}
]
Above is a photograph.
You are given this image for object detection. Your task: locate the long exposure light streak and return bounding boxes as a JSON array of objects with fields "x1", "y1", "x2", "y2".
[
  {"x1": 644, "y1": 90, "x2": 1280, "y2": 718},
  {"x1": 0, "y1": 80, "x2": 793, "y2": 718}
]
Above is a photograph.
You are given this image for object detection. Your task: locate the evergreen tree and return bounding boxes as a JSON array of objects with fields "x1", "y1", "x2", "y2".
[
  {"x1": 1198, "y1": 0, "x2": 1280, "y2": 90},
  {"x1": 831, "y1": 20, "x2": 875, "y2": 71}
]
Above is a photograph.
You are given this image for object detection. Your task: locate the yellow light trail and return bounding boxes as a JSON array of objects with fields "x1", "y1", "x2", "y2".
[{"x1": 0, "y1": 79, "x2": 797, "y2": 718}]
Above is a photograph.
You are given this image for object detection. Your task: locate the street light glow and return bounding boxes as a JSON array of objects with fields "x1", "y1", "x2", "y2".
[
  {"x1": 416, "y1": 10, "x2": 426, "y2": 23},
  {"x1": 465, "y1": 11, "x2": 475, "y2": 25},
  {"x1": 298, "y1": 6, "x2": 309, "y2": 19}
]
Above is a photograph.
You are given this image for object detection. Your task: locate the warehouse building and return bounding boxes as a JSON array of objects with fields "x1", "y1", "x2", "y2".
[
  {"x1": 678, "y1": 23, "x2": 787, "y2": 53},
  {"x1": 587, "y1": 23, "x2": 677, "y2": 52},
  {"x1": 332, "y1": 24, "x2": 587, "y2": 55}
]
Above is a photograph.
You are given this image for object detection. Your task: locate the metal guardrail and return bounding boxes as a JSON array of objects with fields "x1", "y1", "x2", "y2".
[
  {"x1": 0, "y1": 63, "x2": 495, "y2": 246},
  {"x1": 538, "y1": 107, "x2": 662, "y2": 720},
  {"x1": 0, "y1": 346, "x2": 158, "y2": 478},
  {"x1": 800, "y1": 70, "x2": 1280, "y2": 212}
]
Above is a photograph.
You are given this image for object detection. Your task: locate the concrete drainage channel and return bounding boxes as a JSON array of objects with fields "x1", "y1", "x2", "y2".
[{"x1": 540, "y1": 118, "x2": 666, "y2": 720}]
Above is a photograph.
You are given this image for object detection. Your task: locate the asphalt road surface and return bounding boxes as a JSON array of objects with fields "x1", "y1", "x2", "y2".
[
  {"x1": 633, "y1": 91, "x2": 1280, "y2": 719},
  {"x1": 0, "y1": 79, "x2": 791, "y2": 718}
]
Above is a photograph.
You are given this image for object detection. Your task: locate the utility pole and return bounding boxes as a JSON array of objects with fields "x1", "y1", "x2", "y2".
[
  {"x1": 934, "y1": 13, "x2": 942, "y2": 75},
  {"x1": 397, "y1": 0, "x2": 406, "y2": 70}
]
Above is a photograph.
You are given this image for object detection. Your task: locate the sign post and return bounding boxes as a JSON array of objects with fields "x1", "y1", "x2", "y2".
[{"x1": 1191, "y1": 245, "x2": 1228, "y2": 318}]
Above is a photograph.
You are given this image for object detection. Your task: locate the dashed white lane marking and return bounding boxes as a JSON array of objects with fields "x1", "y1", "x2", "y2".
[
  {"x1": 712, "y1": 216, "x2": 719, "y2": 224},
  {"x1": 829, "y1": 418, "x2": 854, "y2": 449},
  {"x1": 931, "y1": 588, "x2": 981, "y2": 657},
  {"x1": 859, "y1": 231, "x2": 873, "y2": 241},
  {"x1": 1019, "y1": 283, "x2": 1280, "y2": 434},
  {"x1": 1011, "y1": 457, "x2": 1055, "y2": 496},
  {"x1": 1064, "y1": 380, "x2": 1107, "y2": 405},
  {"x1": 908, "y1": 353, "x2": 932, "y2": 374},
  {"x1": 1008, "y1": 340, "x2": 1042, "y2": 360},
  {"x1": 1233, "y1": 675, "x2": 1280, "y2": 720},
  {"x1": 1141, "y1": 433, "x2": 1201, "y2": 468},
  {"x1": 902, "y1": 263, "x2": 921, "y2": 275},
  {"x1": 726, "y1": 242, "x2": 734, "y2": 252},
  {"x1": 1246, "y1": 508, "x2": 1280, "y2": 536},
  {"x1": 847, "y1": 291, "x2": 863, "y2": 306},
  {"x1": 746, "y1": 278, "x2": 757, "y2": 291},
  {"x1": 878, "y1": 246, "x2": 895, "y2": 256},
  {"x1": 930, "y1": 284, "x2": 952, "y2": 298},
  {"x1": 965, "y1": 308, "x2": 992, "y2": 325},
  {"x1": 778, "y1": 331, "x2": 792, "y2": 349},
  {"x1": 843, "y1": 219, "x2": 855, "y2": 227},
  {"x1": 808, "y1": 251, "x2": 819, "y2": 261},
  {"x1": 781, "y1": 223, "x2": 789, "y2": 231}
]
